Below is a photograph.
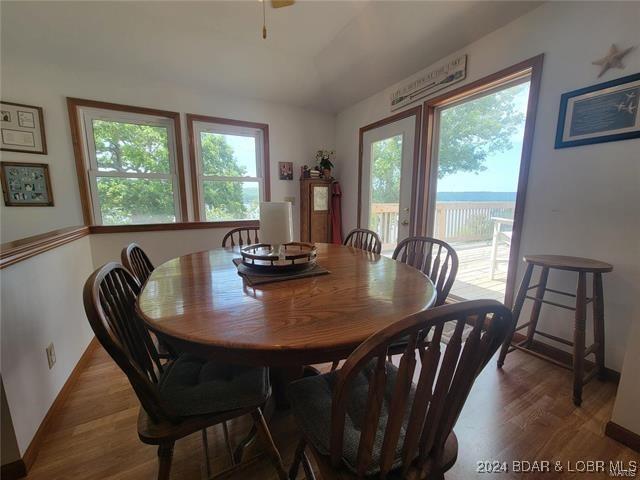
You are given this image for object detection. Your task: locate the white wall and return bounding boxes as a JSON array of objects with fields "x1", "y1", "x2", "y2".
[
  {"x1": 335, "y1": 1, "x2": 640, "y2": 371},
  {"x1": 0, "y1": 236, "x2": 95, "y2": 454},
  {"x1": 611, "y1": 314, "x2": 640, "y2": 435},
  {"x1": 90, "y1": 227, "x2": 229, "y2": 269},
  {"x1": 0, "y1": 58, "x2": 336, "y2": 243}
]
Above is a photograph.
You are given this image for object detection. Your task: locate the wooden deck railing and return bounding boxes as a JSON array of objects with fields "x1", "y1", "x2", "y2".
[{"x1": 370, "y1": 201, "x2": 515, "y2": 244}]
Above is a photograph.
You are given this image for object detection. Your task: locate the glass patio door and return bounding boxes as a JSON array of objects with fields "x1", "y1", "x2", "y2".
[
  {"x1": 428, "y1": 78, "x2": 531, "y2": 301},
  {"x1": 360, "y1": 116, "x2": 416, "y2": 256}
]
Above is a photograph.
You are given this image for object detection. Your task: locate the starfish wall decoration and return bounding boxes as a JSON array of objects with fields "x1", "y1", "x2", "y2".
[{"x1": 592, "y1": 44, "x2": 636, "y2": 78}]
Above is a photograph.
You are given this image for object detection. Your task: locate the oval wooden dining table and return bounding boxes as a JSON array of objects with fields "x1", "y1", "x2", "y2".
[{"x1": 137, "y1": 243, "x2": 436, "y2": 368}]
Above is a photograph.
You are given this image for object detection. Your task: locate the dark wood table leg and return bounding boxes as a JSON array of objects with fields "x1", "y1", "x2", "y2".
[
  {"x1": 498, "y1": 262, "x2": 534, "y2": 367},
  {"x1": 270, "y1": 366, "x2": 304, "y2": 410},
  {"x1": 573, "y1": 272, "x2": 587, "y2": 406},
  {"x1": 593, "y1": 272, "x2": 606, "y2": 380},
  {"x1": 525, "y1": 267, "x2": 549, "y2": 347}
]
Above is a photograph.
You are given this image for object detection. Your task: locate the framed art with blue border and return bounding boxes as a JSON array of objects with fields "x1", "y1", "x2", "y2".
[{"x1": 555, "y1": 72, "x2": 640, "y2": 148}]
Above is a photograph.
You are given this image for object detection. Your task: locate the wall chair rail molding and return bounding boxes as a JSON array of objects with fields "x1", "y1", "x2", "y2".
[
  {"x1": 66, "y1": 97, "x2": 188, "y2": 225},
  {"x1": 0, "y1": 225, "x2": 89, "y2": 269}
]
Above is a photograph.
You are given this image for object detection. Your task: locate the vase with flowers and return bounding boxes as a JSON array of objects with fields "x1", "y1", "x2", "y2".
[{"x1": 316, "y1": 150, "x2": 335, "y2": 179}]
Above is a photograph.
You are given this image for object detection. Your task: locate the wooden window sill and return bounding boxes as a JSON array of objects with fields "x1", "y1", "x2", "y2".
[{"x1": 89, "y1": 220, "x2": 259, "y2": 234}]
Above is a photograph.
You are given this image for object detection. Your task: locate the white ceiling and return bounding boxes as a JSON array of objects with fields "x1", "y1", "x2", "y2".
[{"x1": 1, "y1": 1, "x2": 542, "y2": 113}]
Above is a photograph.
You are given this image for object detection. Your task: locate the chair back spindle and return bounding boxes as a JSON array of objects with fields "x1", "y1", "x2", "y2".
[
  {"x1": 83, "y1": 263, "x2": 176, "y2": 422},
  {"x1": 330, "y1": 300, "x2": 511, "y2": 477},
  {"x1": 222, "y1": 227, "x2": 260, "y2": 248},
  {"x1": 344, "y1": 228, "x2": 382, "y2": 254},
  {"x1": 392, "y1": 236, "x2": 458, "y2": 306},
  {"x1": 121, "y1": 243, "x2": 155, "y2": 285}
]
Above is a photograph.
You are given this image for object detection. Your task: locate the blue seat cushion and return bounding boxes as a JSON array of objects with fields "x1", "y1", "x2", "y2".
[
  {"x1": 287, "y1": 361, "x2": 415, "y2": 476},
  {"x1": 158, "y1": 354, "x2": 269, "y2": 416}
]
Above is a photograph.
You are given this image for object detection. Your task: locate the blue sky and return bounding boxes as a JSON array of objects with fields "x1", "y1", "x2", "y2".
[
  {"x1": 225, "y1": 134, "x2": 257, "y2": 177},
  {"x1": 437, "y1": 81, "x2": 530, "y2": 192}
]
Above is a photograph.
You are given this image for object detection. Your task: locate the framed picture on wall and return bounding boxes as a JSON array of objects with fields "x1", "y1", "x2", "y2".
[
  {"x1": 1, "y1": 161, "x2": 54, "y2": 206},
  {"x1": 278, "y1": 161, "x2": 293, "y2": 180},
  {"x1": 0, "y1": 101, "x2": 47, "y2": 154},
  {"x1": 555, "y1": 72, "x2": 640, "y2": 148}
]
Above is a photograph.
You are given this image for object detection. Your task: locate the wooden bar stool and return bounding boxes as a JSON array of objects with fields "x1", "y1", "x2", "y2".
[{"x1": 497, "y1": 254, "x2": 613, "y2": 406}]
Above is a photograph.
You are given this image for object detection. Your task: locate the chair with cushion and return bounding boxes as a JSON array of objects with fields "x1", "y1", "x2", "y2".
[
  {"x1": 121, "y1": 242, "x2": 155, "y2": 285},
  {"x1": 288, "y1": 300, "x2": 511, "y2": 480},
  {"x1": 343, "y1": 229, "x2": 382, "y2": 254},
  {"x1": 222, "y1": 226, "x2": 260, "y2": 247},
  {"x1": 83, "y1": 263, "x2": 287, "y2": 480}
]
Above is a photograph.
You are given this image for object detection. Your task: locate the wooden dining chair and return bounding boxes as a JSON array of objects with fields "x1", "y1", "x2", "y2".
[
  {"x1": 83, "y1": 263, "x2": 287, "y2": 480},
  {"x1": 288, "y1": 300, "x2": 511, "y2": 480},
  {"x1": 121, "y1": 243, "x2": 155, "y2": 285},
  {"x1": 222, "y1": 226, "x2": 260, "y2": 247},
  {"x1": 343, "y1": 228, "x2": 382, "y2": 254},
  {"x1": 392, "y1": 237, "x2": 459, "y2": 307}
]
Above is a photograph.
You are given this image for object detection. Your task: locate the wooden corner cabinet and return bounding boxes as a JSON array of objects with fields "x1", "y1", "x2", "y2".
[{"x1": 300, "y1": 178, "x2": 332, "y2": 243}]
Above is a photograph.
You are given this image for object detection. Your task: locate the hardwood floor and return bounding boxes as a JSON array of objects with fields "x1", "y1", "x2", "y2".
[{"x1": 24, "y1": 346, "x2": 636, "y2": 479}]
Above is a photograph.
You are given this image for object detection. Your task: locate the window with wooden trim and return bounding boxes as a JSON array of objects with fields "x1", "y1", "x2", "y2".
[
  {"x1": 188, "y1": 115, "x2": 270, "y2": 222},
  {"x1": 68, "y1": 99, "x2": 186, "y2": 226}
]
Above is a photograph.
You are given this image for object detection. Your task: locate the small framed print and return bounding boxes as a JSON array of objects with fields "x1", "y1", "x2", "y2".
[
  {"x1": 0, "y1": 101, "x2": 47, "y2": 154},
  {"x1": 555, "y1": 72, "x2": 640, "y2": 148},
  {"x1": 1, "y1": 162, "x2": 54, "y2": 206},
  {"x1": 313, "y1": 185, "x2": 329, "y2": 211},
  {"x1": 278, "y1": 161, "x2": 293, "y2": 180}
]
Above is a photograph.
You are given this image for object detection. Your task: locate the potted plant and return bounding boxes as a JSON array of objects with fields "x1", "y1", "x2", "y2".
[{"x1": 316, "y1": 150, "x2": 335, "y2": 178}]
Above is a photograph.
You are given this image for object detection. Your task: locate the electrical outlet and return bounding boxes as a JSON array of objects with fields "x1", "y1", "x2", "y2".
[
  {"x1": 284, "y1": 196, "x2": 295, "y2": 205},
  {"x1": 46, "y1": 343, "x2": 56, "y2": 369}
]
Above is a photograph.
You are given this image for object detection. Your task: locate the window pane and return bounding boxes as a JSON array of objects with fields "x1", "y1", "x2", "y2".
[
  {"x1": 433, "y1": 81, "x2": 530, "y2": 301},
  {"x1": 199, "y1": 132, "x2": 257, "y2": 177},
  {"x1": 368, "y1": 134, "x2": 402, "y2": 256},
  {"x1": 203, "y1": 180, "x2": 259, "y2": 221},
  {"x1": 92, "y1": 120, "x2": 170, "y2": 174},
  {"x1": 96, "y1": 177, "x2": 176, "y2": 225}
]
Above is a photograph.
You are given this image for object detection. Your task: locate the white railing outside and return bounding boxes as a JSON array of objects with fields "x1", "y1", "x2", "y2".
[{"x1": 370, "y1": 201, "x2": 515, "y2": 244}]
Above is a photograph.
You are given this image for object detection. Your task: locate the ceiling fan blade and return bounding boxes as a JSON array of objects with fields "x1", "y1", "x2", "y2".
[{"x1": 271, "y1": 0, "x2": 294, "y2": 8}]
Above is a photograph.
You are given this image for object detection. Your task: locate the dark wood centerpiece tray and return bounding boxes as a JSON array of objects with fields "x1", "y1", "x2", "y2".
[
  {"x1": 233, "y1": 242, "x2": 328, "y2": 285},
  {"x1": 240, "y1": 242, "x2": 317, "y2": 273}
]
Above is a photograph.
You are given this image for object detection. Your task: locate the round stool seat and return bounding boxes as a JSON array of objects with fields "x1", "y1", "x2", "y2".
[{"x1": 523, "y1": 255, "x2": 613, "y2": 273}]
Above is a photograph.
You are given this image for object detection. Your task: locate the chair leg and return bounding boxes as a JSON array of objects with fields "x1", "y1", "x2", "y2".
[
  {"x1": 525, "y1": 267, "x2": 549, "y2": 347},
  {"x1": 252, "y1": 408, "x2": 287, "y2": 480},
  {"x1": 289, "y1": 438, "x2": 306, "y2": 479},
  {"x1": 221, "y1": 421, "x2": 236, "y2": 465},
  {"x1": 592, "y1": 273, "x2": 607, "y2": 380},
  {"x1": 157, "y1": 442, "x2": 174, "y2": 480},
  {"x1": 201, "y1": 429, "x2": 212, "y2": 478},
  {"x1": 233, "y1": 424, "x2": 257, "y2": 464},
  {"x1": 498, "y1": 262, "x2": 534, "y2": 367},
  {"x1": 573, "y1": 272, "x2": 587, "y2": 407}
]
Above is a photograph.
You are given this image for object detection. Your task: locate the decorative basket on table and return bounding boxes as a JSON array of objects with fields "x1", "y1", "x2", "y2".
[{"x1": 239, "y1": 242, "x2": 317, "y2": 274}]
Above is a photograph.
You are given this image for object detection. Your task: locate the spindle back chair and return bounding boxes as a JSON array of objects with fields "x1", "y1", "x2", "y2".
[
  {"x1": 289, "y1": 300, "x2": 511, "y2": 479},
  {"x1": 392, "y1": 236, "x2": 459, "y2": 306},
  {"x1": 83, "y1": 263, "x2": 287, "y2": 480},
  {"x1": 343, "y1": 228, "x2": 382, "y2": 254},
  {"x1": 121, "y1": 243, "x2": 155, "y2": 286},
  {"x1": 222, "y1": 226, "x2": 260, "y2": 247}
]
